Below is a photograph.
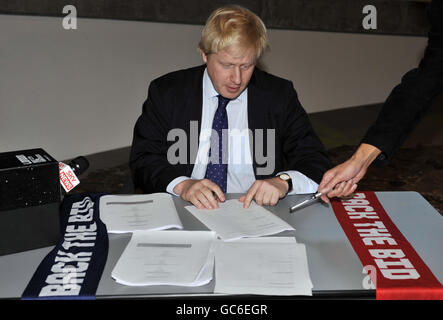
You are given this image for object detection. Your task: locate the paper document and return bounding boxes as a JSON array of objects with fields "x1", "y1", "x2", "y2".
[
  {"x1": 111, "y1": 230, "x2": 217, "y2": 286},
  {"x1": 214, "y1": 237, "x2": 313, "y2": 296},
  {"x1": 99, "y1": 193, "x2": 183, "y2": 233},
  {"x1": 185, "y1": 199, "x2": 294, "y2": 240}
]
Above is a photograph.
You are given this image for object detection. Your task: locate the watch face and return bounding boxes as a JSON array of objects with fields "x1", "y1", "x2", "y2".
[{"x1": 280, "y1": 174, "x2": 290, "y2": 181}]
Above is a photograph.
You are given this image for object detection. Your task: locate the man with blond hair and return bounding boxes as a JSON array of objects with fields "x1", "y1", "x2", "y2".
[{"x1": 130, "y1": 5, "x2": 331, "y2": 209}]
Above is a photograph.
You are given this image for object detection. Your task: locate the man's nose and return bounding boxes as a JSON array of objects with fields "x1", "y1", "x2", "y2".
[{"x1": 231, "y1": 67, "x2": 242, "y2": 85}]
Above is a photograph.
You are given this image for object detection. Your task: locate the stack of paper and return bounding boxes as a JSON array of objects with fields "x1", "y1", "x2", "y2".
[
  {"x1": 214, "y1": 237, "x2": 313, "y2": 296},
  {"x1": 109, "y1": 197, "x2": 314, "y2": 295},
  {"x1": 185, "y1": 199, "x2": 295, "y2": 240},
  {"x1": 99, "y1": 193, "x2": 183, "y2": 233},
  {"x1": 111, "y1": 230, "x2": 217, "y2": 286}
]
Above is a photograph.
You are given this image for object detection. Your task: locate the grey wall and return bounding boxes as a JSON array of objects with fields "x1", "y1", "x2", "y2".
[{"x1": 0, "y1": 14, "x2": 426, "y2": 160}]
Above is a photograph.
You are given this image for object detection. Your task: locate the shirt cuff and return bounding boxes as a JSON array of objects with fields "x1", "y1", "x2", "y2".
[
  {"x1": 277, "y1": 171, "x2": 319, "y2": 195},
  {"x1": 166, "y1": 176, "x2": 191, "y2": 196}
]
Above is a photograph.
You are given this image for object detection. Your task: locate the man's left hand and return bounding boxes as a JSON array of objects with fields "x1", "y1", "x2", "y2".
[{"x1": 239, "y1": 177, "x2": 289, "y2": 208}]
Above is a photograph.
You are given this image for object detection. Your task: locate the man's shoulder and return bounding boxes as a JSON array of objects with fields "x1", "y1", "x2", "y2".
[
  {"x1": 151, "y1": 65, "x2": 205, "y2": 89},
  {"x1": 252, "y1": 68, "x2": 293, "y2": 91},
  {"x1": 251, "y1": 68, "x2": 295, "y2": 98}
]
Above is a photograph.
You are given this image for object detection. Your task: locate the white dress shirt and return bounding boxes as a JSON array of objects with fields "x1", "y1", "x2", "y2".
[{"x1": 166, "y1": 68, "x2": 318, "y2": 196}]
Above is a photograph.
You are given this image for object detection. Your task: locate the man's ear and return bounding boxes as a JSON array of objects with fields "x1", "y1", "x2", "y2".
[{"x1": 201, "y1": 52, "x2": 208, "y2": 64}]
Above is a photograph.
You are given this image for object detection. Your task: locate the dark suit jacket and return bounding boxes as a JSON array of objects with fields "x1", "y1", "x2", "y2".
[
  {"x1": 362, "y1": 0, "x2": 443, "y2": 166},
  {"x1": 130, "y1": 65, "x2": 332, "y2": 193}
]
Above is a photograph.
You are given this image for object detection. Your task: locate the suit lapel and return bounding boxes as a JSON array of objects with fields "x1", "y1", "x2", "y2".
[
  {"x1": 184, "y1": 65, "x2": 205, "y2": 134},
  {"x1": 247, "y1": 74, "x2": 269, "y2": 131},
  {"x1": 183, "y1": 65, "x2": 205, "y2": 175},
  {"x1": 247, "y1": 71, "x2": 269, "y2": 178}
]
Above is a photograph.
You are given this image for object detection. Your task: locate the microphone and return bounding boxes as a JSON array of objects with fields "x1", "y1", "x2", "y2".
[
  {"x1": 67, "y1": 156, "x2": 89, "y2": 176},
  {"x1": 59, "y1": 156, "x2": 89, "y2": 193}
]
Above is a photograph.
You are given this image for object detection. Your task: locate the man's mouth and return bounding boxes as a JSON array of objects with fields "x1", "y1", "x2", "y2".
[{"x1": 227, "y1": 86, "x2": 241, "y2": 92}]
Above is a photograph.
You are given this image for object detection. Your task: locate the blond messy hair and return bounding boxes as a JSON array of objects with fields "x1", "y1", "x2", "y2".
[{"x1": 197, "y1": 5, "x2": 269, "y2": 61}]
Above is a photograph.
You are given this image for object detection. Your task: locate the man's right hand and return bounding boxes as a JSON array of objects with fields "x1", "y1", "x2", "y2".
[{"x1": 173, "y1": 179, "x2": 225, "y2": 210}]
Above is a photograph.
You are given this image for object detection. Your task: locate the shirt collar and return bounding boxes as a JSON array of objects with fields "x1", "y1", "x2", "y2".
[{"x1": 203, "y1": 68, "x2": 247, "y2": 103}]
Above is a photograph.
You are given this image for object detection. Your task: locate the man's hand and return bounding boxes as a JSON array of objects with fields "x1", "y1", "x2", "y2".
[
  {"x1": 174, "y1": 178, "x2": 225, "y2": 210},
  {"x1": 318, "y1": 143, "x2": 382, "y2": 203},
  {"x1": 239, "y1": 177, "x2": 289, "y2": 209}
]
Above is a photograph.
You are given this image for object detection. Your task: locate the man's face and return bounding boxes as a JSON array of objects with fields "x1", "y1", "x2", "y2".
[{"x1": 202, "y1": 46, "x2": 256, "y2": 100}]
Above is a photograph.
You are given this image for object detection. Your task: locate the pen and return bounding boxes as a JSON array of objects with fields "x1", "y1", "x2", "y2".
[{"x1": 289, "y1": 192, "x2": 322, "y2": 213}]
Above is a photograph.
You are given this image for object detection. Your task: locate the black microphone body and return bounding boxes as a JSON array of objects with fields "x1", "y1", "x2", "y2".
[
  {"x1": 60, "y1": 156, "x2": 90, "y2": 196},
  {"x1": 67, "y1": 156, "x2": 89, "y2": 176}
]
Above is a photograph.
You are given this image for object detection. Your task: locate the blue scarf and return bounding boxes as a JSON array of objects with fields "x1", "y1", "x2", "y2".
[{"x1": 22, "y1": 193, "x2": 109, "y2": 300}]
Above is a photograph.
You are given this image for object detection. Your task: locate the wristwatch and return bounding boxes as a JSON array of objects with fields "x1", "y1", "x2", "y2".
[{"x1": 278, "y1": 173, "x2": 293, "y2": 194}]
